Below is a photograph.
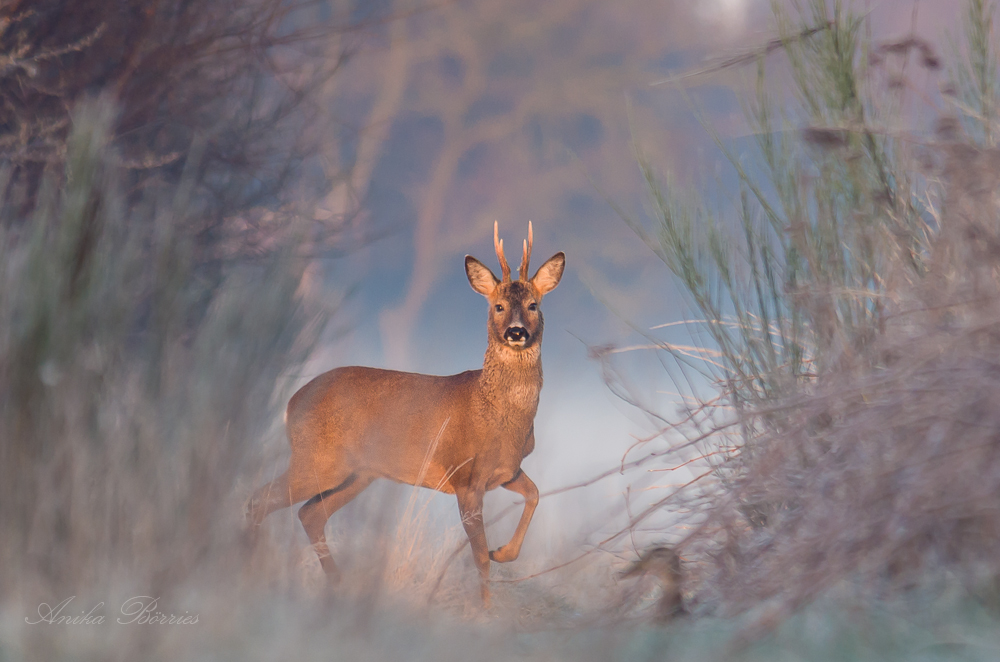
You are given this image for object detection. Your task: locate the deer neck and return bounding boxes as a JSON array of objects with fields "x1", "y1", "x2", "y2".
[{"x1": 479, "y1": 342, "x2": 543, "y2": 418}]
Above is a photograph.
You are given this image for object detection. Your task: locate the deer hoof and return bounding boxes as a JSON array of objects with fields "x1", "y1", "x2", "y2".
[
  {"x1": 318, "y1": 557, "x2": 342, "y2": 582},
  {"x1": 489, "y1": 546, "x2": 518, "y2": 563}
]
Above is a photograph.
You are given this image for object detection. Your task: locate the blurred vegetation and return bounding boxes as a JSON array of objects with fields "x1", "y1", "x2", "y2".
[
  {"x1": 320, "y1": 0, "x2": 688, "y2": 367},
  {"x1": 0, "y1": 0, "x2": 361, "y2": 263},
  {"x1": 0, "y1": 0, "x2": 368, "y2": 600},
  {"x1": 627, "y1": 0, "x2": 1000, "y2": 626},
  {"x1": 0, "y1": 98, "x2": 325, "y2": 597},
  {"x1": 952, "y1": 0, "x2": 999, "y2": 145},
  {"x1": 632, "y1": 0, "x2": 927, "y2": 423}
]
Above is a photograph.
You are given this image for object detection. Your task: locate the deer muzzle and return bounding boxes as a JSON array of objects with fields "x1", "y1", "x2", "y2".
[{"x1": 503, "y1": 326, "x2": 529, "y2": 346}]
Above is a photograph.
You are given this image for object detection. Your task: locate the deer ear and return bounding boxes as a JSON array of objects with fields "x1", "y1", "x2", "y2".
[
  {"x1": 465, "y1": 255, "x2": 499, "y2": 296},
  {"x1": 530, "y1": 252, "x2": 564, "y2": 296}
]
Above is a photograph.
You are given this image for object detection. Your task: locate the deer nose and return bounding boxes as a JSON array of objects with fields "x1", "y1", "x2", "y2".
[{"x1": 504, "y1": 326, "x2": 529, "y2": 343}]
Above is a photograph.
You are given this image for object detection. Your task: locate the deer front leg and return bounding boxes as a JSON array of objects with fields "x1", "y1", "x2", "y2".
[
  {"x1": 489, "y1": 470, "x2": 538, "y2": 563},
  {"x1": 456, "y1": 486, "x2": 491, "y2": 607}
]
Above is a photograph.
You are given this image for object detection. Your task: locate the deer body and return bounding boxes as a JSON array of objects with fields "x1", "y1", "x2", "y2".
[
  {"x1": 284, "y1": 361, "x2": 538, "y2": 495},
  {"x1": 248, "y1": 222, "x2": 564, "y2": 606}
]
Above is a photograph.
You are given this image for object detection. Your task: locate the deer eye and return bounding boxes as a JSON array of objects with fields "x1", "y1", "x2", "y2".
[
  {"x1": 528, "y1": 302, "x2": 537, "y2": 311},
  {"x1": 494, "y1": 304, "x2": 504, "y2": 313}
]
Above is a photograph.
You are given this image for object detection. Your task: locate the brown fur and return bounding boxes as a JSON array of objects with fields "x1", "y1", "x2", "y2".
[{"x1": 248, "y1": 222, "x2": 564, "y2": 606}]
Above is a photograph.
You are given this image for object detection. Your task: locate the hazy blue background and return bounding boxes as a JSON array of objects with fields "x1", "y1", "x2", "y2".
[{"x1": 300, "y1": 0, "x2": 962, "y2": 553}]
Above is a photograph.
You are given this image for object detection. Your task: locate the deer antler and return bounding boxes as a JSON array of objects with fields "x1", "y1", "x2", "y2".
[
  {"x1": 518, "y1": 221, "x2": 533, "y2": 281},
  {"x1": 494, "y1": 221, "x2": 511, "y2": 282}
]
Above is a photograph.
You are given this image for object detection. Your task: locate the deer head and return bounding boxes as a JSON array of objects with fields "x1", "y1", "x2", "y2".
[{"x1": 465, "y1": 221, "x2": 565, "y2": 352}]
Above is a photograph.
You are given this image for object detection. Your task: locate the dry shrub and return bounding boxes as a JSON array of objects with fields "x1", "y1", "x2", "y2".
[
  {"x1": 618, "y1": 0, "x2": 1000, "y2": 625},
  {"x1": 682, "y1": 138, "x2": 1000, "y2": 617}
]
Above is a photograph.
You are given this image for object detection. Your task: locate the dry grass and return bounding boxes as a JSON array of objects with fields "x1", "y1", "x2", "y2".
[{"x1": 672, "y1": 138, "x2": 1000, "y2": 621}]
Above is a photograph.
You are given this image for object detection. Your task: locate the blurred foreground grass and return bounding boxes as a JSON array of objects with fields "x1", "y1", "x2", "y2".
[
  {"x1": 0, "y1": 97, "x2": 323, "y2": 627},
  {"x1": 8, "y1": 580, "x2": 1000, "y2": 661}
]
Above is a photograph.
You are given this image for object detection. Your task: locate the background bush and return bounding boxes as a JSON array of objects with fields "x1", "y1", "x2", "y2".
[
  {"x1": 625, "y1": 0, "x2": 1000, "y2": 622},
  {"x1": 0, "y1": 0, "x2": 356, "y2": 263},
  {"x1": 0, "y1": 0, "x2": 364, "y2": 601},
  {"x1": 0, "y1": 98, "x2": 326, "y2": 597}
]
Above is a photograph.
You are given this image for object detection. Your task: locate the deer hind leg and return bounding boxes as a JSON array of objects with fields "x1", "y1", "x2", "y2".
[
  {"x1": 247, "y1": 463, "x2": 344, "y2": 524},
  {"x1": 298, "y1": 474, "x2": 373, "y2": 580},
  {"x1": 489, "y1": 470, "x2": 538, "y2": 563},
  {"x1": 456, "y1": 485, "x2": 492, "y2": 607},
  {"x1": 247, "y1": 471, "x2": 297, "y2": 526}
]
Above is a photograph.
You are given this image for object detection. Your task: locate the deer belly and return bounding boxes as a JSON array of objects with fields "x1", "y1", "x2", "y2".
[
  {"x1": 371, "y1": 456, "x2": 458, "y2": 495},
  {"x1": 414, "y1": 465, "x2": 457, "y2": 494}
]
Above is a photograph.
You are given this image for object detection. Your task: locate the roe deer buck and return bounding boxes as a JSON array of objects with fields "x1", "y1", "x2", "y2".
[{"x1": 247, "y1": 222, "x2": 564, "y2": 606}]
